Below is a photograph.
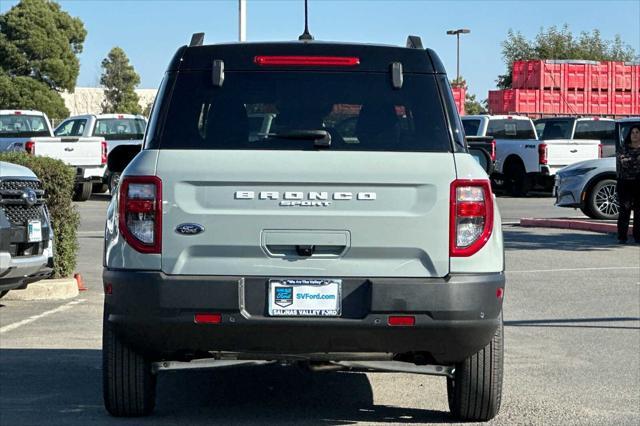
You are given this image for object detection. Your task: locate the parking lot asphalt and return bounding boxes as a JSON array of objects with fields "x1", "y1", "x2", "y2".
[{"x1": 0, "y1": 194, "x2": 639, "y2": 426}]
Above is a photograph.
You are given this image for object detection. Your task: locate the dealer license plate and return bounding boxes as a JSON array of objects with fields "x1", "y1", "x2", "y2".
[
  {"x1": 268, "y1": 279, "x2": 341, "y2": 317},
  {"x1": 27, "y1": 220, "x2": 42, "y2": 243}
]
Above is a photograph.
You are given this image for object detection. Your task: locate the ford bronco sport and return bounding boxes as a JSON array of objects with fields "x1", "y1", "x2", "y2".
[{"x1": 103, "y1": 35, "x2": 505, "y2": 421}]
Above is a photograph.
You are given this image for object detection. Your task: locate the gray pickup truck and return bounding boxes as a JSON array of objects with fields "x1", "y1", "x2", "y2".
[
  {"x1": 0, "y1": 161, "x2": 54, "y2": 298},
  {"x1": 103, "y1": 35, "x2": 505, "y2": 421}
]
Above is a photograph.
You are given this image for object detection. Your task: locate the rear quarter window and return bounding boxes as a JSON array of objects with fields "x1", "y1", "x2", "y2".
[
  {"x1": 574, "y1": 120, "x2": 615, "y2": 145},
  {"x1": 156, "y1": 71, "x2": 452, "y2": 152},
  {"x1": 462, "y1": 119, "x2": 482, "y2": 136}
]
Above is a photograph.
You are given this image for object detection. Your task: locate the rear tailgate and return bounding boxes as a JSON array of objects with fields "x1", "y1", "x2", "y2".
[
  {"x1": 158, "y1": 150, "x2": 456, "y2": 278},
  {"x1": 31, "y1": 137, "x2": 104, "y2": 166},
  {"x1": 546, "y1": 139, "x2": 600, "y2": 168}
]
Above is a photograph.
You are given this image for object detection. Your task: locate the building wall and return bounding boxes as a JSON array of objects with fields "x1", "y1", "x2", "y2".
[{"x1": 61, "y1": 87, "x2": 158, "y2": 117}]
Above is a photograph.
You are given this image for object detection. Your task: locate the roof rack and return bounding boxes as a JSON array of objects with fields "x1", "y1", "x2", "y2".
[
  {"x1": 406, "y1": 35, "x2": 423, "y2": 49},
  {"x1": 189, "y1": 32, "x2": 205, "y2": 47}
]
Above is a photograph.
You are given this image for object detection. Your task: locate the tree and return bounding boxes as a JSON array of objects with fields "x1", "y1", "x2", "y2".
[
  {"x1": 497, "y1": 25, "x2": 638, "y2": 89},
  {"x1": 0, "y1": 0, "x2": 86, "y2": 119},
  {"x1": 450, "y1": 76, "x2": 486, "y2": 115},
  {"x1": 100, "y1": 47, "x2": 142, "y2": 114},
  {"x1": 142, "y1": 101, "x2": 154, "y2": 118}
]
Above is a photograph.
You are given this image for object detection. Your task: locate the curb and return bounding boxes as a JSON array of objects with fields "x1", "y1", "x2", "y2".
[
  {"x1": 4, "y1": 278, "x2": 79, "y2": 301},
  {"x1": 519, "y1": 218, "x2": 633, "y2": 235}
]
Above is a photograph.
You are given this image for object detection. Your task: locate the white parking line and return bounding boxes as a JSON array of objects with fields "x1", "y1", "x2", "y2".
[
  {"x1": 507, "y1": 266, "x2": 640, "y2": 274},
  {"x1": 0, "y1": 298, "x2": 86, "y2": 334}
]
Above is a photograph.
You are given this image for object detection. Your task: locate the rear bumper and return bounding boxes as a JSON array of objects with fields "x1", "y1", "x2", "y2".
[{"x1": 104, "y1": 270, "x2": 505, "y2": 364}]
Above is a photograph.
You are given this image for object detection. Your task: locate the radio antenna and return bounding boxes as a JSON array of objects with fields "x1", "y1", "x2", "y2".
[{"x1": 298, "y1": 0, "x2": 314, "y2": 40}]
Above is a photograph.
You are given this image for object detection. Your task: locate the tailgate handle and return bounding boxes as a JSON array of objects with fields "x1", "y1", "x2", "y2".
[
  {"x1": 64, "y1": 147, "x2": 74, "y2": 152},
  {"x1": 262, "y1": 230, "x2": 350, "y2": 258},
  {"x1": 296, "y1": 245, "x2": 315, "y2": 257}
]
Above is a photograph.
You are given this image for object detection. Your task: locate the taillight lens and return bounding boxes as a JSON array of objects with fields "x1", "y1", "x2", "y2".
[
  {"x1": 490, "y1": 139, "x2": 496, "y2": 162},
  {"x1": 118, "y1": 176, "x2": 162, "y2": 253},
  {"x1": 538, "y1": 143, "x2": 548, "y2": 165},
  {"x1": 101, "y1": 141, "x2": 107, "y2": 165},
  {"x1": 450, "y1": 179, "x2": 494, "y2": 257},
  {"x1": 25, "y1": 141, "x2": 35, "y2": 154}
]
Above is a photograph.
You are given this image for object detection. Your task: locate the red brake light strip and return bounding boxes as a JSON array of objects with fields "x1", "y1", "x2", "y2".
[{"x1": 254, "y1": 55, "x2": 360, "y2": 67}]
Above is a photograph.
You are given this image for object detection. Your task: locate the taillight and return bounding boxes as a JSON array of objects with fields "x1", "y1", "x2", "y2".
[
  {"x1": 254, "y1": 55, "x2": 360, "y2": 67},
  {"x1": 25, "y1": 141, "x2": 35, "y2": 154},
  {"x1": 450, "y1": 179, "x2": 494, "y2": 257},
  {"x1": 538, "y1": 143, "x2": 548, "y2": 165},
  {"x1": 598, "y1": 143, "x2": 603, "y2": 158},
  {"x1": 101, "y1": 141, "x2": 107, "y2": 165},
  {"x1": 490, "y1": 139, "x2": 496, "y2": 162},
  {"x1": 118, "y1": 176, "x2": 162, "y2": 254}
]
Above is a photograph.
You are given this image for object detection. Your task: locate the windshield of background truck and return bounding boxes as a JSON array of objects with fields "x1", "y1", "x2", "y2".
[
  {"x1": 157, "y1": 71, "x2": 451, "y2": 152},
  {"x1": 462, "y1": 119, "x2": 482, "y2": 136},
  {"x1": 486, "y1": 119, "x2": 536, "y2": 139},
  {"x1": 93, "y1": 118, "x2": 146, "y2": 140},
  {"x1": 535, "y1": 119, "x2": 573, "y2": 140},
  {"x1": 0, "y1": 115, "x2": 49, "y2": 138}
]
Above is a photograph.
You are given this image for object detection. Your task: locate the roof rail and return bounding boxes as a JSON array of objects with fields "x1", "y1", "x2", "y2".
[
  {"x1": 189, "y1": 32, "x2": 205, "y2": 47},
  {"x1": 406, "y1": 35, "x2": 423, "y2": 49}
]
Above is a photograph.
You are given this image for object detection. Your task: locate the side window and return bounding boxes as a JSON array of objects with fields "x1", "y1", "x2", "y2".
[
  {"x1": 55, "y1": 120, "x2": 75, "y2": 136},
  {"x1": 574, "y1": 121, "x2": 615, "y2": 145},
  {"x1": 73, "y1": 119, "x2": 87, "y2": 136},
  {"x1": 487, "y1": 119, "x2": 535, "y2": 139}
]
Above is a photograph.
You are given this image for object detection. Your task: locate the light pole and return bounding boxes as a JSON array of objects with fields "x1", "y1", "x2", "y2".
[
  {"x1": 239, "y1": 0, "x2": 246, "y2": 41},
  {"x1": 446, "y1": 28, "x2": 471, "y2": 83}
]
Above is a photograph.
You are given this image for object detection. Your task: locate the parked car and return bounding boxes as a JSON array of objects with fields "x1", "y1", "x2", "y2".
[
  {"x1": 54, "y1": 114, "x2": 147, "y2": 193},
  {"x1": 554, "y1": 117, "x2": 640, "y2": 220},
  {"x1": 462, "y1": 114, "x2": 600, "y2": 196},
  {"x1": 534, "y1": 117, "x2": 616, "y2": 157},
  {"x1": 0, "y1": 110, "x2": 106, "y2": 201},
  {"x1": 102, "y1": 35, "x2": 505, "y2": 421},
  {"x1": 0, "y1": 161, "x2": 54, "y2": 298}
]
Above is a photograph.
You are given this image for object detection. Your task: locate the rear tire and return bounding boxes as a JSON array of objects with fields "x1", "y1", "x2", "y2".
[
  {"x1": 73, "y1": 182, "x2": 92, "y2": 202},
  {"x1": 447, "y1": 316, "x2": 503, "y2": 422},
  {"x1": 505, "y1": 161, "x2": 531, "y2": 197},
  {"x1": 583, "y1": 178, "x2": 619, "y2": 220},
  {"x1": 103, "y1": 314, "x2": 156, "y2": 417}
]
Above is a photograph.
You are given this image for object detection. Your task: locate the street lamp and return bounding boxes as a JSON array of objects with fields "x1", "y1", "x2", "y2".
[{"x1": 446, "y1": 28, "x2": 471, "y2": 83}]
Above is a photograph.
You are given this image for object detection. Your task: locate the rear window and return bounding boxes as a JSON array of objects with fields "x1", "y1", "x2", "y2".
[
  {"x1": 574, "y1": 120, "x2": 615, "y2": 145},
  {"x1": 462, "y1": 119, "x2": 482, "y2": 136},
  {"x1": 0, "y1": 115, "x2": 49, "y2": 138},
  {"x1": 93, "y1": 118, "x2": 146, "y2": 140},
  {"x1": 156, "y1": 71, "x2": 451, "y2": 152},
  {"x1": 486, "y1": 119, "x2": 535, "y2": 139},
  {"x1": 535, "y1": 119, "x2": 573, "y2": 140}
]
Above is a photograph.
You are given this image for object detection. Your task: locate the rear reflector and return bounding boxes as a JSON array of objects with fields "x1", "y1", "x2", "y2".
[
  {"x1": 254, "y1": 55, "x2": 360, "y2": 67},
  {"x1": 194, "y1": 313, "x2": 222, "y2": 324},
  {"x1": 388, "y1": 316, "x2": 415, "y2": 326},
  {"x1": 496, "y1": 288, "x2": 504, "y2": 299}
]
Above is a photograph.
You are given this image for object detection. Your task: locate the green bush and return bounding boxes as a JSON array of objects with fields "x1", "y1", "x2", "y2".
[{"x1": 0, "y1": 152, "x2": 79, "y2": 278}]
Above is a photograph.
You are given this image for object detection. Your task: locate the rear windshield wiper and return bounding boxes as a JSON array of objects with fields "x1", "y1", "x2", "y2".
[{"x1": 264, "y1": 129, "x2": 331, "y2": 148}]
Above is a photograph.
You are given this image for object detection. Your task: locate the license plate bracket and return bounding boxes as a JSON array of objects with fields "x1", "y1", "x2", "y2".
[{"x1": 268, "y1": 279, "x2": 342, "y2": 317}]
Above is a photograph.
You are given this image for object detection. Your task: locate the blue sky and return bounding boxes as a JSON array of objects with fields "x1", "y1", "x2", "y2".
[{"x1": 2, "y1": 0, "x2": 639, "y2": 100}]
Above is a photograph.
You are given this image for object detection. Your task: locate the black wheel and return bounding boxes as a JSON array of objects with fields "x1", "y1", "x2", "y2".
[
  {"x1": 0, "y1": 290, "x2": 8, "y2": 299},
  {"x1": 447, "y1": 316, "x2": 503, "y2": 422},
  {"x1": 505, "y1": 160, "x2": 531, "y2": 197},
  {"x1": 93, "y1": 182, "x2": 109, "y2": 194},
  {"x1": 582, "y1": 178, "x2": 619, "y2": 220},
  {"x1": 73, "y1": 182, "x2": 92, "y2": 202},
  {"x1": 103, "y1": 313, "x2": 156, "y2": 417},
  {"x1": 109, "y1": 172, "x2": 121, "y2": 194}
]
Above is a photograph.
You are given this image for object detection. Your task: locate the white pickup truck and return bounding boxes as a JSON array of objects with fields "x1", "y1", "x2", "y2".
[
  {"x1": 0, "y1": 110, "x2": 106, "y2": 201},
  {"x1": 462, "y1": 115, "x2": 600, "y2": 196},
  {"x1": 534, "y1": 117, "x2": 616, "y2": 157},
  {"x1": 54, "y1": 114, "x2": 147, "y2": 193}
]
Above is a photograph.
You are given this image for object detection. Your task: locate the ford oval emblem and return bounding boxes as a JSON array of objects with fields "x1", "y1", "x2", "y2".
[{"x1": 175, "y1": 223, "x2": 205, "y2": 235}]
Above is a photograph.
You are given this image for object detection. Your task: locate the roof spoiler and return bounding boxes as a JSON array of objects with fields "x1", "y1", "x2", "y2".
[
  {"x1": 406, "y1": 35, "x2": 423, "y2": 49},
  {"x1": 189, "y1": 32, "x2": 205, "y2": 47}
]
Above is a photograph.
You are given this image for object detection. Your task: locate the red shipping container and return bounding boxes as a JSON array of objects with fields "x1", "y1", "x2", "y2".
[
  {"x1": 452, "y1": 86, "x2": 466, "y2": 116},
  {"x1": 610, "y1": 62, "x2": 633, "y2": 91},
  {"x1": 589, "y1": 91, "x2": 611, "y2": 115},
  {"x1": 632, "y1": 64, "x2": 640, "y2": 94},
  {"x1": 591, "y1": 63, "x2": 610, "y2": 90},
  {"x1": 564, "y1": 63, "x2": 589, "y2": 90},
  {"x1": 488, "y1": 89, "x2": 538, "y2": 114},
  {"x1": 512, "y1": 60, "x2": 563, "y2": 89},
  {"x1": 539, "y1": 89, "x2": 563, "y2": 114},
  {"x1": 632, "y1": 91, "x2": 639, "y2": 115},
  {"x1": 612, "y1": 91, "x2": 634, "y2": 115},
  {"x1": 563, "y1": 89, "x2": 587, "y2": 114}
]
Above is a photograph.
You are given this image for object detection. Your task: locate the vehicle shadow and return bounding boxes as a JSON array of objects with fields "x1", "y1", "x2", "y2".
[
  {"x1": 505, "y1": 316, "x2": 640, "y2": 330},
  {"x1": 504, "y1": 227, "x2": 621, "y2": 251},
  {"x1": 89, "y1": 193, "x2": 112, "y2": 202},
  {"x1": 0, "y1": 349, "x2": 453, "y2": 425}
]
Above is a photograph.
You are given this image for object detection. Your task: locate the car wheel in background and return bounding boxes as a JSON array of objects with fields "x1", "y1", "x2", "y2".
[
  {"x1": 447, "y1": 315, "x2": 503, "y2": 421},
  {"x1": 583, "y1": 178, "x2": 619, "y2": 220},
  {"x1": 505, "y1": 160, "x2": 531, "y2": 197},
  {"x1": 72, "y1": 182, "x2": 92, "y2": 202}
]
